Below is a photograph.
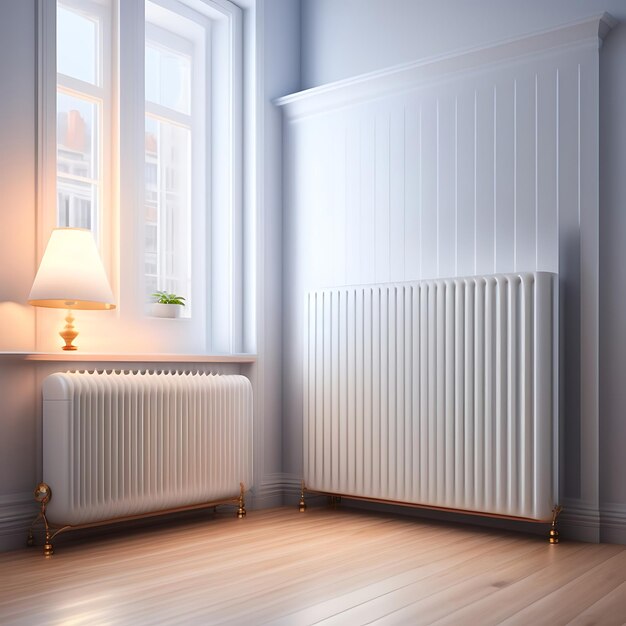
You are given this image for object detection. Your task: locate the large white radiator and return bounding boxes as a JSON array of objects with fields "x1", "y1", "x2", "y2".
[
  {"x1": 304, "y1": 272, "x2": 557, "y2": 521},
  {"x1": 42, "y1": 371, "x2": 253, "y2": 525}
]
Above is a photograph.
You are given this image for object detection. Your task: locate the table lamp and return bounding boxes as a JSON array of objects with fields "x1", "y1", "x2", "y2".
[{"x1": 28, "y1": 227, "x2": 116, "y2": 351}]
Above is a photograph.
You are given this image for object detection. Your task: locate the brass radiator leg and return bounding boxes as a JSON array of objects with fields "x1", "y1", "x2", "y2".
[
  {"x1": 30, "y1": 483, "x2": 54, "y2": 556},
  {"x1": 299, "y1": 481, "x2": 307, "y2": 512},
  {"x1": 549, "y1": 505, "x2": 563, "y2": 544},
  {"x1": 237, "y1": 483, "x2": 246, "y2": 519}
]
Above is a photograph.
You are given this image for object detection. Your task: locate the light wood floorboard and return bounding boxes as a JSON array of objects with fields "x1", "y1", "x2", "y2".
[{"x1": 0, "y1": 506, "x2": 624, "y2": 625}]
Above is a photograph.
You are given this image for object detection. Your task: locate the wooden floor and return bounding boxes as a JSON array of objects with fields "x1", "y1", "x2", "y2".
[{"x1": 1, "y1": 506, "x2": 625, "y2": 625}]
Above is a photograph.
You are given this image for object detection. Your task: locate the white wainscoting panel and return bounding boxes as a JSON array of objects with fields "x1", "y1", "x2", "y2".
[{"x1": 279, "y1": 15, "x2": 614, "y2": 540}]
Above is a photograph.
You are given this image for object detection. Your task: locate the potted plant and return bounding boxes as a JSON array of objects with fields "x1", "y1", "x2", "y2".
[{"x1": 150, "y1": 291, "x2": 186, "y2": 318}]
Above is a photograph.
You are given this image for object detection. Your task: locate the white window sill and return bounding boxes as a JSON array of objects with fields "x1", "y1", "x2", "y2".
[{"x1": 0, "y1": 352, "x2": 256, "y2": 364}]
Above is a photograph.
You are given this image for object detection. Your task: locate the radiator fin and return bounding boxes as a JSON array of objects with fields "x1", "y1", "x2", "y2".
[{"x1": 304, "y1": 272, "x2": 556, "y2": 521}]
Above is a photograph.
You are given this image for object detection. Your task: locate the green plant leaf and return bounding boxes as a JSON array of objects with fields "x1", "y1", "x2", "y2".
[{"x1": 151, "y1": 291, "x2": 186, "y2": 305}]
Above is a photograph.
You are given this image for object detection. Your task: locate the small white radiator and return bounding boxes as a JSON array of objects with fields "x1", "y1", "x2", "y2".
[
  {"x1": 304, "y1": 272, "x2": 557, "y2": 521},
  {"x1": 42, "y1": 371, "x2": 253, "y2": 526}
]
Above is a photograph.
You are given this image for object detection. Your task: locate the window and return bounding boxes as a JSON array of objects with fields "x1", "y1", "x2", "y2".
[
  {"x1": 56, "y1": 0, "x2": 111, "y2": 250},
  {"x1": 144, "y1": 6, "x2": 207, "y2": 316},
  {"x1": 38, "y1": 0, "x2": 243, "y2": 354}
]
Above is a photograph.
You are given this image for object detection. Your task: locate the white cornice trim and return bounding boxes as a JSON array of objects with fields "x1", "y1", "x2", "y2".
[{"x1": 275, "y1": 13, "x2": 616, "y2": 121}]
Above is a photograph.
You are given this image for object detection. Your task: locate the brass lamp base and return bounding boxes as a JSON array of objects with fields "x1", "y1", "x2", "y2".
[{"x1": 60, "y1": 310, "x2": 78, "y2": 351}]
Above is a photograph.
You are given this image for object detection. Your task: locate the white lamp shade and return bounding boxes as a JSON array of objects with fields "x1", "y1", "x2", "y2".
[{"x1": 28, "y1": 228, "x2": 116, "y2": 310}]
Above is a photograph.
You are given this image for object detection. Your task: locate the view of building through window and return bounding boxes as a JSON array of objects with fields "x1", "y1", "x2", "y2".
[
  {"x1": 56, "y1": 1, "x2": 104, "y2": 243},
  {"x1": 144, "y1": 27, "x2": 195, "y2": 312},
  {"x1": 54, "y1": 0, "x2": 217, "y2": 329}
]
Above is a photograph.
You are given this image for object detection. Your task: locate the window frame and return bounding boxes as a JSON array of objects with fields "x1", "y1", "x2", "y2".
[{"x1": 37, "y1": 0, "x2": 244, "y2": 355}]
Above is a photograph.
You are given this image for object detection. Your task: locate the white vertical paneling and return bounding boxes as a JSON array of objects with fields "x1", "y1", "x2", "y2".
[
  {"x1": 404, "y1": 103, "x2": 421, "y2": 281},
  {"x1": 345, "y1": 118, "x2": 361, "y2": 286},
  {"x1": 495, "y1": 81, "x2": 515, "y2": 273},
  {"x1": 374, "y1": 112, "x2": 391, "y2": 284},
  {"x1": 332, "y1": 124, "x2": 347, "y2": 287},
  {"x1": 421, "y1": 99, "x2": 438, "y2": 278},
  {"x1": 514, "y1": 71, "x2": 537, "y2": 272},
  {"x1": 389, "y1": 105, "x2": 405, "y2": 282},
  {"x1": 360, "y1": 112, "x2": 376, "y2": 285},
  {"x1": 438, "y1": 95, "x2": 457, "y2": 279},
  {"x1": 456, "y1": 88, "x2": 476, "y2": 276},
  {"x1": 474, "y1": 84, "x2": 495, "y2": 275},
  {"x1": 536, "y1": 69, "x2": 558, "y2": 272}
]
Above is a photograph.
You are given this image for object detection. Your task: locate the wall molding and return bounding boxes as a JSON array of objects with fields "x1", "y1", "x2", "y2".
[
  {"x1": 560, "y1": 501, "x2": 626, "y2": 544},
  {"x1": 0, "y1": 492, "x2": 35, "y2": 551},
  {"x1": 0, "y1": 492, "x2": 35, "y2": 535},
  {"x1": 600, "y1": 503, "x2": 626, "y2": 544},
  {"x1": 276, "y1": 13, "x2": 615, "y2": 121},
  {"x1": 2, "y1": 484, "x2": 626, "y2": 547},
  {"x1": 250, "y1": 473, "x2": 302, "y2": 508},
  {"x1": 561, "y1": 501, "x2": 601, "y2": 543}
]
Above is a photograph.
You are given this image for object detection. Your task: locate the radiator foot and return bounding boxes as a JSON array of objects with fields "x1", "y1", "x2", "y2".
[
  {"x1": 43, "y1": 537, "x2": 54, "y2": 557},
  {"x1": 31, "y1": 483, "x2": 54, "y2": 557},
  {"x1": 549, "y1": 504, "x2": 563, "y2": 544},
  {"x1": 299, "y1": 481, "x2": 307, "y2": 512},
  {"x1": 237, "y1": 482, "x2": 246, "y2": 519}
]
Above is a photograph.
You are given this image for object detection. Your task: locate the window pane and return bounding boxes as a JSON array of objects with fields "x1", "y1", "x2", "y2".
[
  {"x1": 145, "y1": 116, "x2": 191, "y2": 313},
  {"x1": 57, "y1": 178, "x2": 98, "y2": 233},
  {"x1": 145, "y1": 44, "x2": 191, "y2": 115},
  {"x1": 57, "y1": 92, "x2": 98, "y2": 180},
  {"x1": 57, "y1": 5, "x2": 98, "y2": 85}
]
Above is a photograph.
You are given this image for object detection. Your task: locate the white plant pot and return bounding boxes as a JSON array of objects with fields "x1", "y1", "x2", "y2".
[{"x1": 151, "y1": 303, "x2": 182, "y2": 319}]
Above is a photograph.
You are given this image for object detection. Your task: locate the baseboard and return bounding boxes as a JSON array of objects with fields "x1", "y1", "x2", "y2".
[
  {"x1": 0, "y1": 491, "x2": 36, "y2": 552},
  {"x1": 248, "y1": 473, "x2": 301, "y2": 510},
  {"x1": 559, "y1": 501, "x2": 601, "y2": 543},
  {"x1": 560, "y1": 502, "x2": 626, "y2": 544},
  {"x1": 3, "y1": 484, "x2": 625, "y2": 551},
  {"x1": 280, "y1": 474, "x2": 304, "y2": 502},
  {"x1": 600, "y1": 504, "x2": 626, "y2": 544}
]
